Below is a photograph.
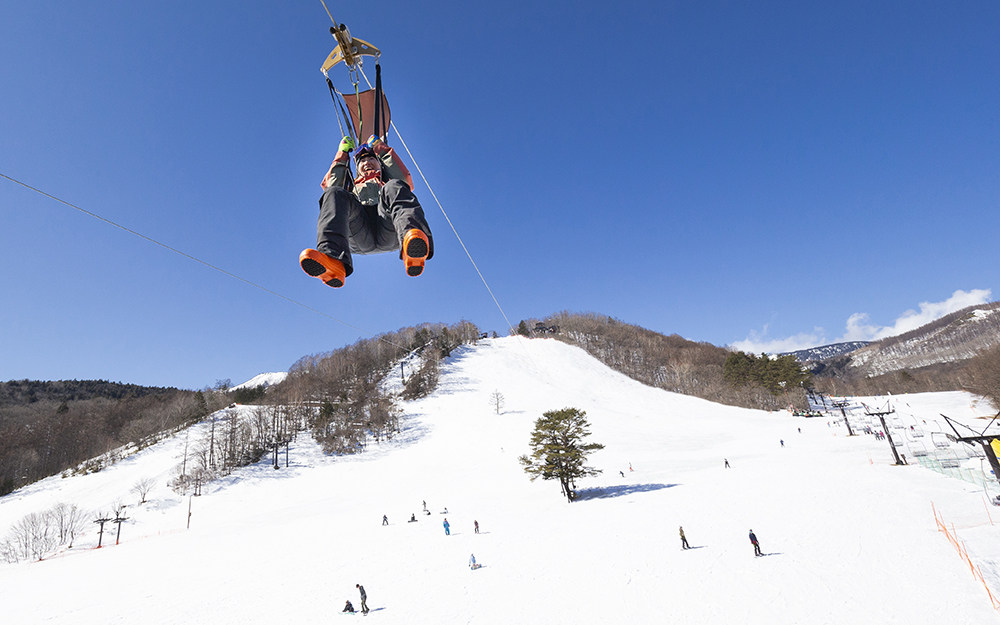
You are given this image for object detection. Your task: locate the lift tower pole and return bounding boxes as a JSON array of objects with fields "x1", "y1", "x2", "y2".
[
  {"x1": 865, "y1": 406, "x2": 903, "y2": 465},
  {"x1": 831, "y1": 400, "x2": 856, "y2": 436},
  {"x1": 941, "y1": 413, "x2": 1000, "y2": 487}
]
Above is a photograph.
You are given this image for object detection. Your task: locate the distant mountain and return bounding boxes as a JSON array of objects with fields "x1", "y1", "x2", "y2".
[
  {"x1": 0, "y1": 379, "x2": 181, "y2": 406},
  {"x1": 783, "y1": 341, "x2": 870, "y2": 364},
  {"x1": 231, "y1": 372, "x2": 287, "y2": 391},
  {"x1": 841, "y1": 302, "x2": 1000, "y2": 377},
  {"x1": 800, "y1": 302, "x2": 1000, "y2": 394}
]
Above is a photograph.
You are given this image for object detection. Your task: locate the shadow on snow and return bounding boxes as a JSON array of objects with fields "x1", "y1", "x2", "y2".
[{"x1": 575, "y1": 483, "x2": 678, "y2": 501}]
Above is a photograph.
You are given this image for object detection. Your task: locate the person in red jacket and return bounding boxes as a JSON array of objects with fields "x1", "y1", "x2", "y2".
[{"x1": 299, "y1": 135, "x2": 433, "y2": 288}]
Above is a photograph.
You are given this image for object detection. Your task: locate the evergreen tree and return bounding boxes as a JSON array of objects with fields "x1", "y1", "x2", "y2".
[
  {"x1": 723, "y1": 352, "x2": 754, "y2": 386},
  {"x1": 723, "y1": 351, "x2": 811, "y2": 395},
  {"x1": 518, "y1": 408, "x2": 604, "y2": 502}
]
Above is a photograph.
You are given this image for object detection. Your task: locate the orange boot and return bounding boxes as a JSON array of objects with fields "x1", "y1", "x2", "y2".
[
  {"x1": 299, "y1": 249, "x2": 347, "y2": 288},
  {"x1": 401, "y1": 229, "x2": 430, "y2": 277}
]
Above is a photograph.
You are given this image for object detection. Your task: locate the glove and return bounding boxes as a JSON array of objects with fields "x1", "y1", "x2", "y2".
[
  {"x1": 364, "y1": 134, "x2": 388, "y2": 154},
  {"x1": 338, "y1": 136, "x2": 356, "y2": 153}
]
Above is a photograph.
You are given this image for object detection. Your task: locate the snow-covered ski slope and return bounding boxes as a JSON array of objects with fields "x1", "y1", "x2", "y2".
[{"x1": 2, "y1": 336, "x2": 999, "y2": 624}]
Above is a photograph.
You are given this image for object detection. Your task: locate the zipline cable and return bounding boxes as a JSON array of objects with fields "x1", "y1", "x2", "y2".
[
  {"x1": 0, "y1": 172, "x2": 410, "y2": 352},
  {"x1": 354, "y1": 65, "x2": 518, "y2": 337}
]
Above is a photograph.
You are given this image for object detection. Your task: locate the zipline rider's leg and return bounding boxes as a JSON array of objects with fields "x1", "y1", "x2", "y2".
[
  {"x1": 315, "y1": 180, "x2": 433, "y2": 279},
  {"x1": 316, "y1": 185, "x2": 364, "y2": 277},
  {"x1": 377, "y1": 180, "x2": 434, "y2": 260}
]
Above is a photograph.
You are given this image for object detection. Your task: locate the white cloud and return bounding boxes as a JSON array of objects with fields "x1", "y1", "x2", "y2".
[
  {"x1": 840, "y1": 312, "x2": 882, "y2": 342},
  {"x1": 731, "y1": 288, "x2": 993, "y2": 354},
  {"x1": 849, "y1": 289, "x2": 993, "y2": 341},
  {"x1": 729, "y1": 329, "x2": 825, "y2": 355}
]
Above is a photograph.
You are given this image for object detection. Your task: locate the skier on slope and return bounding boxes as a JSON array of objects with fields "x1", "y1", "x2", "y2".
[
  {"x1": 679, "y1": 526, "x2": 690, "y2": 550},
  {"x1": 356, "y1": 583, "x2": 369, "y2": 615},
  {"x1": 749, "y1": 529, "x2": 762, "y2": 556},
  {"x1": 299, "y1": 135, "x2": 434, "y2": 288}
]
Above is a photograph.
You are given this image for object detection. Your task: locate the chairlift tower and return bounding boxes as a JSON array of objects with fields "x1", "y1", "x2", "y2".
[
  {"x1": 941, "y1": 413, "x2": 1000, "y2": 487},
  {"x1": 112, "y1": 508, "x2": 129, "y2": 546},
  {"x1": 93, "y1": 516, "x2": 113, "y2": 548},
  {"x1": 864, "y1": 405, "x2": 904, "y2": 465},
  {"x1": 831, "y1": 400, "x2": 856, "y2": 436}
]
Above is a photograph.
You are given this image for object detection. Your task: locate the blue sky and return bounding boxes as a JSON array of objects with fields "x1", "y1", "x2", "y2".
[{"x1": 2, "y1": 1, "x2": 997, "y2": 390}]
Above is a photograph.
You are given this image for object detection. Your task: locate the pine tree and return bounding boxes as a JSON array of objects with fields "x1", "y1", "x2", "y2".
[{"x1": 518, "y1": 408, "x2": 604, "y2": 502}]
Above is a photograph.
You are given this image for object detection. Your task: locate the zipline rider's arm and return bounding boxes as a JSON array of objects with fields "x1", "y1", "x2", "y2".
[{"x1": 321, "y1": 138, "x2": 414, "y2": 193}]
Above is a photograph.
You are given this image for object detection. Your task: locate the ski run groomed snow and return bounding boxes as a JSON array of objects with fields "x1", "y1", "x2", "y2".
[{"x1": 2, "y1": 337, "x2": 1000, "y2": 624}]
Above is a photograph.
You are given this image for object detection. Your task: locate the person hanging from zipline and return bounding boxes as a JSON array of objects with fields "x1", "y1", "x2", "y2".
[{"x1": 299, "y1": 134, "x2": 433, "y2": 288}]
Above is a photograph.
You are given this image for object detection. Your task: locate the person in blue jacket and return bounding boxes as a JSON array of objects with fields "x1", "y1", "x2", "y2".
[
  {"x1": 443, "y1": 518, "x2": 451, "y2": 535},
  {"x1": 749, "y1": 529, "x2": 762, "y2": 556}
]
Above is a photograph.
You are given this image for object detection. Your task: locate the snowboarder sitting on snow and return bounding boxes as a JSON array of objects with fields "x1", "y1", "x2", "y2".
[
  {"x1": 343, "y1": 600, "x2": 355, "y2": 613},
  {"x1": 299, "y1": 135, "x2": 434, "y2": 288}
]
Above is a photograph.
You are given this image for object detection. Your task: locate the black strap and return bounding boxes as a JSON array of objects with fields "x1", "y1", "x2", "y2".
[
  {"x1": 373, "y1": 62, "x2": 385, "y2": 143},
  {"x1": 325, "y1": 77, "x2": 357, "y2": 188},
  {"x1": 326, "y1": 77, "x2": 357, "y2": 144}
]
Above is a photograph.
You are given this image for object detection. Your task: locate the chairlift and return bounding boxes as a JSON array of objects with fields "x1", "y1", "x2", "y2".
[{"x1": 930, "y1": 432, "x2": 952, "y2": 449}]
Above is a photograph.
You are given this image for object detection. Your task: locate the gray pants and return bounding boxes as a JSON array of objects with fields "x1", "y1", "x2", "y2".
[{"x1": 316, "y1": 179, "x2": 433, "y2": 277}]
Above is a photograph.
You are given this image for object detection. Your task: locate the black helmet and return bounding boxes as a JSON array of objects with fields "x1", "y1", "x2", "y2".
[{"x1": 354, "y1": 146, "x2": 377, "y2": 162}]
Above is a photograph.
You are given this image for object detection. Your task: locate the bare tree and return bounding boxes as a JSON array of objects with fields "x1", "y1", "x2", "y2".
[
  {"x1": 489, "y1": 390, "x2": 505, "y2": 415},
  {"x1": 48, "y1": 502, "x2": 87, "y2": 548},
  {"x1": 7, "y1": 511, "x2": 56, "y2": 561},
  {"x1": 131, "y1": 477, "x2": 157, "y2": 504}
]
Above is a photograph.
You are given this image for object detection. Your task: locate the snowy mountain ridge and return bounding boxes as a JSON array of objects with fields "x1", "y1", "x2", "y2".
[
  {"x1": 845, "y1": 302, "x2": 1000, "y2": 376},
  {"x1": 782, "y1": 341, "x2": 870, "y2": 363},
  {"x1": 786, "y1": 302, "x2": 1000, "y2": 380},
  {"x1": 230, "y1": 371, "x2": 287, "y2": 390}
]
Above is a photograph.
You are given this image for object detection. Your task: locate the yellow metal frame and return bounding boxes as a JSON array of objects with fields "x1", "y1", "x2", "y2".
[{"x1": 321, "y1": 24, "x2": 380, "y2": 73}]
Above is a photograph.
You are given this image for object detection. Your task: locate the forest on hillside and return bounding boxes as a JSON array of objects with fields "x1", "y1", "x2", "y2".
[
  {"x1": 529, "y1": 312, "x2": 811, "y2": 411},
  {"x1": 270, "y1": 321, "x2": 482, "y2": 454},
  {"x1": 525, "y1": 311, "x2": 1000, "y2": 415},
  {"x1": 163, "y1": 321, "x2": 486, "y2": 498},
  {"x1": 0, "y1": 322, "x2": 484, "y2": 496},
  {"x1": 0, "y1": 382, "x2": 229, "y2": 496}
]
